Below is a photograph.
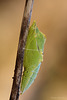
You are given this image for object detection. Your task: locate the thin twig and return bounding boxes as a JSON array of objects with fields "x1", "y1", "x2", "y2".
[{"x1": 9, "y1": 0, "x2": 34, "y2": 100}]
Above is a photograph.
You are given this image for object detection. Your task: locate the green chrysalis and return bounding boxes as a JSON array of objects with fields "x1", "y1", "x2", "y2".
[{"x1": 21, "y1": 21, "x2": 46, "y2": 94}]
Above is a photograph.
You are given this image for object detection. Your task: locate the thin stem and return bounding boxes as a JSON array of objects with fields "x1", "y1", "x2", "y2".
[{"x1": 9, "y1": 0, "x2": 34, "y2": 100}]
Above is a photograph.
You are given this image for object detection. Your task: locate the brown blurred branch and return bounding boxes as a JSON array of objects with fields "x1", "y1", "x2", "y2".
[{"x1": 9, "y1": 0, "x2": 34, "y2": 100}]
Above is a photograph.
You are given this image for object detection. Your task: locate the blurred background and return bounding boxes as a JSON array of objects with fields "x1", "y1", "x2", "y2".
[{"x1": 0, "y1": 0, "x2": 67, "y2": 100}]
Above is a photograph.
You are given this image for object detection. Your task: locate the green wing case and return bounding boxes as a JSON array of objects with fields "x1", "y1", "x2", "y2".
[{"x1": 21, "y1": 21, "x2": 46, "y2": 93}]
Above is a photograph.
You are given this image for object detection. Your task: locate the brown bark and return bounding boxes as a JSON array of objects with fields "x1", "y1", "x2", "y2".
[{"x1": 9, "y1": 0, "x2": 34, "y2": 100}]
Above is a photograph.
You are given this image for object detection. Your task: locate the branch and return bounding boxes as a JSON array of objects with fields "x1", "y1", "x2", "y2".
[{"x1": 9, "y1": 0, "x2": 34, "y2": 100}]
